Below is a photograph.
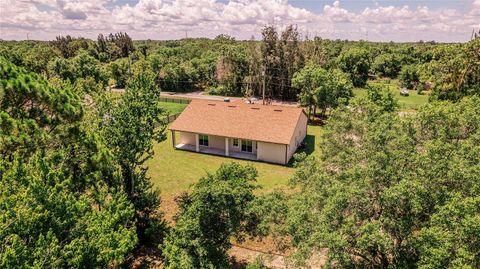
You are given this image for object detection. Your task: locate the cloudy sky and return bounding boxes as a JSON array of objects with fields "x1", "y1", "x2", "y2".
[{"x1": 1, "y1": 0, "x2": 479, "y2": 42}]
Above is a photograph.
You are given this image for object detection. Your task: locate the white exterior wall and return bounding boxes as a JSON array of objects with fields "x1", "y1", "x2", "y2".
[
  {"x1": 207, "y1": 135, "x2": 225, "y2": 150},
  {"x1": 287, "y1": 112, "x2": 308, "y2": 162},
  {"x1": 257, "y1": 142, "x2": 286, "y2": 165},
  {"x1": 230, "y1": 138, "x2": 241, "y2": 152},
  {"x1": 179, "y1": 131, "x2": 196, "y2": 145}
]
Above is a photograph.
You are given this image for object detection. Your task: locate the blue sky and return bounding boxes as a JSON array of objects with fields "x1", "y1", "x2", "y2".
[{"x1": 1, "y1": 0, "x2": 479, "y2": 42}]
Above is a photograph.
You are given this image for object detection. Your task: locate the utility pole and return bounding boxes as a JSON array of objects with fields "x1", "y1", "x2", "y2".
[{"x1": 262, "y1": 69, "x2": 266, "y2": 105}]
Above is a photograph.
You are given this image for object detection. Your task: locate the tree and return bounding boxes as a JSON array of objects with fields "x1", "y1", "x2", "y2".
[
  {"x1": 103, "y1": 71, "x2": 167, "y2": 243},
  {"x1": 257, "y1": 95, "x2": 480, "y2": 268},
  {"x1": 430, "y1": 37, "x2": 480, "y2": 101},
  {"x1": 259, "y1": 25, "x2": 305, "y2": 100},
  {"x1": 52, "y1": 35, "x2": 90, "y2": 58},
  {"x1": 0, "y1": 58, "x2": 137, "y2": 267},
  {"x1": 162, "y1": 163, "x2": 259, "y2": 268},
  {"x1": 417, "y1": 195, "x2": 480, "y2": 268},
  {"x1": 399, "y1": 64, "x2": 420, "y2": 89},
  {"x1": 71, "y1": 50, "x2": 107, "y2": 85},
  {"x1": 109, "y1": 58, "x2": 129, "y2": 88},
  {"x1": 372, "y1": 53, "x2": 401, "y2": 78},
  {"x1": 337, "y1": 47, "x2": 371, "y2": 87},
  {"x1": 366, "y1": 85, "x2": 398, "y2": 112},
  {"x1": 213, "y1": 47, "x2": 248, "y2": 96},
  {"x1": 292, "y1": 65, "x2": 352, "y2": 119},
  {"x1": 278, "y1": 25, "x2": 304, "y2": 100},
  {"x1": 261, "y1": 26, "x2": 281, "y2": 99}
]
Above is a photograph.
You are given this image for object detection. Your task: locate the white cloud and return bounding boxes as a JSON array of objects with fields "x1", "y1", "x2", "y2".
[
  {"x1": 0, "y1": 0, "x2": 478, "y2": 41},
  {"x1": 323, "y1": 1, "x2": 356, "y2": 23}
]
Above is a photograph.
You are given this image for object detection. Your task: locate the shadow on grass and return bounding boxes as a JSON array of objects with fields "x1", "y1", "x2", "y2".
[
  {"x1": 303, "y1": 134, "x2": 316, "y2": 156},
  {"x1": 286, "y1": 134, "x2": 316, "y2": 167}
]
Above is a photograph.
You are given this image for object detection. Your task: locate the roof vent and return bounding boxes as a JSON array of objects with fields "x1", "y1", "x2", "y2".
[
  {"x1": 224, "y1": 98, "x2": 230, "y2": 102},
  {"x1": 251, "y1": 107, "x2": 260, "y2": 110},
  {"x1": 274, "y1": 109, "x2": 283, "y2": 112},
  {"x1": 208, "y1": 103, "x2": 216, "y2": 106}
]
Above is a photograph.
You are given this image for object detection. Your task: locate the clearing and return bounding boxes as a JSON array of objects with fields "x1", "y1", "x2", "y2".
[
  {"x1": 146, "y1": 123, "x2": 323, "y2": 218},
  {"x1": 353, "y1": 79, "x2": 429, "y2": 110}
]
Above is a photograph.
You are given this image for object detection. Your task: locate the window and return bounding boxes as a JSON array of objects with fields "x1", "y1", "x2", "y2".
[
  {"x1": 199, "y1": 134, "x2": 209, "y2": 146},
  {"x1": 233, "y1": 139, "x2": 239, "y2": 147},
  {"x1": 241, "y1": 140, "x2": 253, "y2": 152}
]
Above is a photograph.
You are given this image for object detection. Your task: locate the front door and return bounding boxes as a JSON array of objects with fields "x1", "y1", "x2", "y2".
[{"x1": 241, "y1": 140, "x2": 253, "y2": 153}]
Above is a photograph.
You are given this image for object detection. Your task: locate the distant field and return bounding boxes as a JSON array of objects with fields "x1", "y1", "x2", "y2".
[{"x1": 353, "y1": 79, "x2": 429, "y2": 110}]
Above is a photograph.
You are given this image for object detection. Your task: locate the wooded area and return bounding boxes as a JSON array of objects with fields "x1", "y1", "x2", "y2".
[{"x1": 1, "y1": 28, "x2": 479, "y2": 268}]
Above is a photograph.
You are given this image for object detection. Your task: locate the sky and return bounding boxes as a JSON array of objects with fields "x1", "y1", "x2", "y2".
[{"x1": 0, "y1": 0, "x2": 479, "y2": 42}]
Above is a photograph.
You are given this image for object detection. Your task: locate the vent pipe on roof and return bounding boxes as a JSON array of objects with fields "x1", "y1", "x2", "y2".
[{"x1": 224, "y1": 98, "x2": 230, "y2": 102}]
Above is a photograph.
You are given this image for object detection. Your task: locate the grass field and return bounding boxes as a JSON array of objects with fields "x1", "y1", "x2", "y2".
[
  {"x1": 353, "y1": 79, "x2": 429, "y2": 110},
  {"x1": 159, "y1": 102, "x2": 188, "y2": 115},
  {"x1": 147, "y1": 78, "x2": 426, "y2": 217},
  {"x1": 146, "y1": 124, "x2": 323, "y2": 217}
]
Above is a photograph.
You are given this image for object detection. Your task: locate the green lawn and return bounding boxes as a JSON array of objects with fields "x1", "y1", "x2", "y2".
[
  {"x1": 159, "y1": 102, "x2": 188, "y2": 115},
  {"x1": 146, "y1": 125, "x2": 323, "y2": 216},
  {"x1": 353, "y1": 79, "x2": 429, "y2": 110}
]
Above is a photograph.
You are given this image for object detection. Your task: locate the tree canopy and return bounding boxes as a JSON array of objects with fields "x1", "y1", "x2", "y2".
[{"x1": 257, "y1": 95, "x2": 480, "y2": 268}]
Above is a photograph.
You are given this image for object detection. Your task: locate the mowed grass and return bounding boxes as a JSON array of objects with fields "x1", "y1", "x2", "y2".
[
  {"x1": 353, "y1": 79, "x2": 429, "y2": 110},
  {"x1": 146, "y1": 124, "x2": 323, "y2": 217},
  {"x1": 159, "y1": 102, "x2": 188, "y2": 115}
]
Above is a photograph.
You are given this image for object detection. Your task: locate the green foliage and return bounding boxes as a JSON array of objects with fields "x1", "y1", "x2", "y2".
[
  {"x1": 258, "y1": 95, "x2": 480, "y2": 268},
  {"x1": 337, "y1": 47, "x2": 371, "y2": 87},
  {"x1": 260, "y1": 25, "x2": 304, "y2": 100},
  {"x1": 292, "y1": 65, "x2": 352, "y2": 118},
  {"x1": 52, "y1": 35, "x2": 91, "y2": 58},
  {"x1": 0, "y1": 155, "x2": 137, "y2": 268},
  {"x1": 103, "y1": 71, "x2": 167, "y2": 243},
  {"x1": 162, "y1": 163, "x2": 259, "y2": 268},
  {"x1": 71, "y1": 50, "x2": 107, "y2": 84},
  {"x1": 417, "y1": 195, "x2": 480, "y2": 268},
  {"x1": 399, "y1": 64, "x2": 420, "y2": 89},
  {"x1": 0, "y1": 57, "x2": 83, "y2": 150},
  {"x1": 109, "y1": 58, "x2": 129, "y2": 87},
  {"x1": 0, "y1": 58, "x2": 137, "y2": 267},
  {"x1": 366, "y1": 85, "x2": 399, "y2": 112},
  {"x1": 372, "y1": 53, "x2": 401, "y2": 78},
  {"x1": 430, "y1": 37, "x2": 480, "y2": 101}
]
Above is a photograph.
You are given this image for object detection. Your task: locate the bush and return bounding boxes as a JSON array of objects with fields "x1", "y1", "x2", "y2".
[
  {"x1": 399, "y1": 64, "x2": 420, "y2": 89},
  {"x1": 372, "y1": 53, "x2": 401, "y2": 78}
]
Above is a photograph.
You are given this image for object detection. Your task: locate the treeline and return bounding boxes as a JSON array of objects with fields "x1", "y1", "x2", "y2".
[
  {"x1": 2, "y1": 54, "x2": 479, "y2": 268},
  {"x1": 1, "y1": 28, "x2": 478, "y2": 103},
  {"x1": 1, "y1": 30, "x2": 479, "y2": 268}
]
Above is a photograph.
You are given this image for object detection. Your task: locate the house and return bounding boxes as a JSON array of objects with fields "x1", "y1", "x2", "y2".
[{"x1": 168, "y1": 99, "x2": 308, "y2": 165}]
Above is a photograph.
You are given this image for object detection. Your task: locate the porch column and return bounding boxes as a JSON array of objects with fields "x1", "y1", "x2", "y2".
[
  {"x1": 171, "y1": 130, "x2": 176, "y2": 148},
  {"x1": 225, "y1": 137, "x2": 229, "y2": 156},
  {"x1": 195, "y1": 133, "x2": 199, "y2": 152}
]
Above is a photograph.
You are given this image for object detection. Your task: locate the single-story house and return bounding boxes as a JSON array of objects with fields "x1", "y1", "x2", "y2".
[{"x1": 168, "y1": 99, "x2": 308, "y2": 165}]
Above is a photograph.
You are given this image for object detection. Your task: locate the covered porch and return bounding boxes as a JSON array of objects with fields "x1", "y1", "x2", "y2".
[{"x1": 171, "y1": 130, "x2": 258, "y2": 161}]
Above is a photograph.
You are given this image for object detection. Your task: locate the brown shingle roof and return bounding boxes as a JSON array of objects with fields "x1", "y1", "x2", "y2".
[{"x1": 169, "y1": 99, "x2": 305, "y2": 144}]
